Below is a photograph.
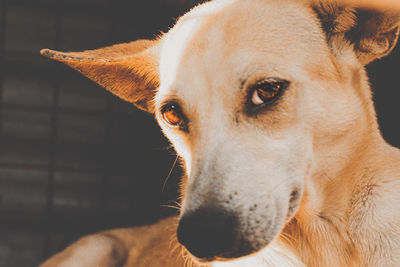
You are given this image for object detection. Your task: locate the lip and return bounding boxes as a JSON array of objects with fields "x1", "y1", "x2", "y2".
[
  {"x1": 191, "y1": 254, "x2": 244, "y2": 264},
  {"x1": 185, "y1": 236, "x2": 270, "y2": 263},
  {"x1": 287, "y1": 187, "x2": 302, "y2": 219},
  {"x1": 187, "y1": 246, "x2": 247, "y2": 263},
  {"x1": 187, "y1": 244, "x2": 253, "y2": 263},
  {"x1": 189, "y1": 245, "x2": 267, "y2": 264},
  {"x1": 192, "y1": 256, "x2": 216, "y2": 263}
]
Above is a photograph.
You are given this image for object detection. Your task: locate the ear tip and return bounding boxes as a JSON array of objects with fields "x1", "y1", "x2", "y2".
[{"x1": 40, "y1": 48, "x2": 58, "y2": 58}]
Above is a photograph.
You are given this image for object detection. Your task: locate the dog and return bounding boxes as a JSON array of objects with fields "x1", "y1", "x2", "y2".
[{"x1": 40, "y1": 0, "x2": 400, "y2": 266}]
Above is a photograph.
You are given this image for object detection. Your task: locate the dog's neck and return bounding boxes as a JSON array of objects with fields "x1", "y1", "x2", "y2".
[{"x1": 280, "y1": 63, "x2": 397, "y2": 266}]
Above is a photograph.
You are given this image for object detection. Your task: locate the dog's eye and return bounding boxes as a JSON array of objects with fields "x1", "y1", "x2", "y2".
[
  {"x1": 250, "y1": 79, "x2": 288, "y2": 106},
  {"x1": 161, "y1": 104, "x2": 185, "y2": 127}
]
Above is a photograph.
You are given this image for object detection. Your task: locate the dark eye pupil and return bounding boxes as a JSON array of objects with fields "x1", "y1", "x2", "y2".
[{"x1": 256, "y1": 82, "x2": 280, "y2": 101}]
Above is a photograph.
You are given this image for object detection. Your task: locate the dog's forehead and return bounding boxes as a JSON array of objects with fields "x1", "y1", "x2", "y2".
[
  {"x1": 157, "y1": 0, "x2": 327, "y2": 103},
  {"x1": 158, "y1": 0, "x2": 236, "y2": 92}
]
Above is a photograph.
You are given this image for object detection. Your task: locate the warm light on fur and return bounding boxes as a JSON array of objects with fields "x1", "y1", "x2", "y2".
[{"x1": 41, "y1": 0, "x2": 400, "y2": 266}]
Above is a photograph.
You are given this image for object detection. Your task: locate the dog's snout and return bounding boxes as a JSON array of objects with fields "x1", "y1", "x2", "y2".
[{"x1": 177, "y1": 208, "x2": 236, "y2": 259}]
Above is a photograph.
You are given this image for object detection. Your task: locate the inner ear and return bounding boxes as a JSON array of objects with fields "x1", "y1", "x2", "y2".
[
  {"x1": 41, "y1": 40, "x2": 160, "y2": 113},
  {"x1": 347, "y1": 9, "x2": 400, "y2": 64},
  {"x1": 312, "y1": 1, "x2": 400, "y2": 65}
]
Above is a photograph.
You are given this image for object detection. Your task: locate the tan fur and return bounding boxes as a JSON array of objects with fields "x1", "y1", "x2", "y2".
[
  {"x1": 323, "y1": 0, "x2": 400, "y2": 10},
  {"x1": 41, "y1": 0, "x2": 400, "y2": 266},
  {"x1": 41, "y1": 40, "x2": 160, "y2": 112},
  {"x1": 41, "y1": 217, "x2": 192, "y2": 267}
]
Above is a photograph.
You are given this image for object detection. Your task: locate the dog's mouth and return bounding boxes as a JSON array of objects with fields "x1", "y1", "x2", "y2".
[
  {"x1": 287, "y1": 187, "x2": 301, "y2": 219},
  {"x1": 187, "y1": 246, "x2": 257, "y2": 264},
  {"x1": 181, "y1": 219, "x2": 279, "y2": 264},
  {"x1": 178, "y1": 189, "x2": 302, "y2": 263}
]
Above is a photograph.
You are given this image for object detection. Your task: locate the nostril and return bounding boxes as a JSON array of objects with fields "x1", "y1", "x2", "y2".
[{"x1": 177, "y1": 208, "x2": 236, "y2": 259}]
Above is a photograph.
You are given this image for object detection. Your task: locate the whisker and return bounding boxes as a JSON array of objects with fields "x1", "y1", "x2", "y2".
[
  {"x1": 280, "y1": 231, "x2": 296, "y2": 244},
  {"x1": 170, "y1": 200, "x2": 182, "y2": 208},
  {"x1": 163, "y1": 155, "x2": 179, "y2": 191},
  {"x1": 161, "y1": 200, "x2": 182, "y2": 213},
  {"x1": 160, "y1": 204, "x2": 181, "y2": 211}
]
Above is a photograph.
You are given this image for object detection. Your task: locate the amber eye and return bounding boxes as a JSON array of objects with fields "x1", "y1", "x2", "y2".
[
  {"x1": 161, "y1": 104, "x2": 184, "y2": 127},
  {"x1": 250, "y1": 79, "x2": 289, "y2": 106}
]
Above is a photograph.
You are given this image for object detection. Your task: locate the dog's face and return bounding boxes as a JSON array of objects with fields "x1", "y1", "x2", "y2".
[
  {"x1": 41, "y1": 0, "x2": 400, "y2": 263},
  {"x1": 156, "y1": 0, "x2": 328, "y2": 260}
]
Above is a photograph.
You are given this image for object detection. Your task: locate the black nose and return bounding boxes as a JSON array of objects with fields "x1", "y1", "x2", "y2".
[{"x1": 177, "y1": 208, "x2": 236, "y2": 259}]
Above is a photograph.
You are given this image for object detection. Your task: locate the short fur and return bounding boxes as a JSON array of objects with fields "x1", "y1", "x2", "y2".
[{"x1": 40, "y1": 0, "x2": 400, "y2": 266}]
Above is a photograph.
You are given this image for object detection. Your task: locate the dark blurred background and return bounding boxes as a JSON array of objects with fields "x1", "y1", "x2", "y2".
[{"x1": 0, "y1": 0, "x2": 398, "y2": 266}]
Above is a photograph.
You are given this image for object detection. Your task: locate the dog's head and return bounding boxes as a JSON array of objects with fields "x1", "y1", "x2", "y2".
[{"x1": 41, "y1": 0, "x2": 400, "y2": 263}]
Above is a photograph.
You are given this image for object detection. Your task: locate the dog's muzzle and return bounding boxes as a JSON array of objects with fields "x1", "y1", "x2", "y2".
[{"x1": 177, "y1": 208, "x2": 238, "y2": 260}]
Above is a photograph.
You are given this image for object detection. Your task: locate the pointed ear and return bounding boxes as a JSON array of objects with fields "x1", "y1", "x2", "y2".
[
  {"x1": 313, "y1": 1, "x2": 400, "y2": 65},
  {"x1": 40, "y1": 39, "x2": 160, "y2": 113}
]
